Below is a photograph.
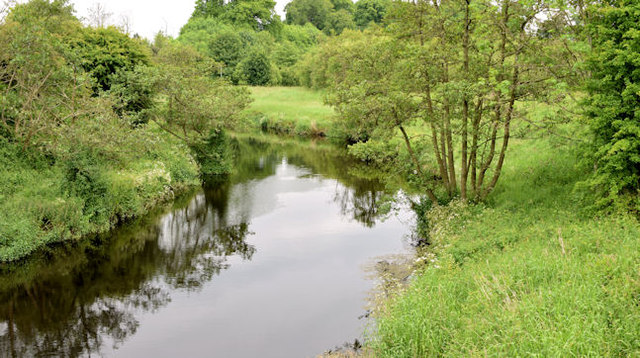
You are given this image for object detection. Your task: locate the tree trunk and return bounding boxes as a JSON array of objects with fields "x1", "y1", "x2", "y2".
[
  {"x1": 399, "y1": 124, "x2": 439, "y2": 205},
  {"x1": 460, "y1": 0, "x2": 471, "y2": 201}
]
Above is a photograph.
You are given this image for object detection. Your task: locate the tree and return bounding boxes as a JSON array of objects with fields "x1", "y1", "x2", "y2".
[
  {"x1": 285, "y1": 0, "x2": 333, "y2": 30},
  {"x1": 73, "y1": 26, "x2": 151, "y2": 92},
  {"x1": 86, "y1": 2, "x2": 112, "y2": 28},
  {"x1": 233, "y1": 49, "x2": 277, "y2": 85},
  {"x1": 326, "y1": 8, "x2": 355, "y2": 35},
  {"x1": 353, "y1": 0, "x2": 390, "y2": 29},
  {"x1": 193, "y1": 0, "x2": 225, "y2": 18},
  {"x1": 147, "y1": 36, "x2": 252, "y2": 174},
  {"x1": 191, "y1": 0, "x2": 280, "y2": 33},
  {"x1": 0, "y1": 0, "x2": 86, "y2": 149},
  {"x1": 327, "y1": 0, "x2": 580, "y2": 203},
  {"x1": 585, "y1": 1, "x2": 640, "y2": 209},
  {"x1": 280, "y1": 23, "x2": 322, "y2": 50},
  {"x1": 331, "y1": 0, "x2": 354, "y2": 12},
  {"x1": 209, "y1": 30, "x2": 247, "y2": 77}
]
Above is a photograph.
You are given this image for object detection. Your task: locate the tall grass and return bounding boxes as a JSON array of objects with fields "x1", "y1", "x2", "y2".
[{"x1": 370, "y1": 138, "x2": 640, "y2": 356}]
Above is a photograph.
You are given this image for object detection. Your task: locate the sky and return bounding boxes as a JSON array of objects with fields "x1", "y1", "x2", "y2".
[{"x1": 68, "y1": 0, "x2": 293, "y2": 40}]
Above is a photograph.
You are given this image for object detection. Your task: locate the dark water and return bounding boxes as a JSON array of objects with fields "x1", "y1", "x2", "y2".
[{"x1": 0, "y1": 137, "x2": 412, "y2": 358}]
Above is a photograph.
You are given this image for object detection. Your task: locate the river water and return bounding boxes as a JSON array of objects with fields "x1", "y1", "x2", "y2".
[{"x1": 0, "y1": 136, "x2": 413, "y2": 357}]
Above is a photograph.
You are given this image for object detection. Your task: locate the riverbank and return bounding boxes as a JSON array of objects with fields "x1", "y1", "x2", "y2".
[
  {"x1": 369, "y1": 137, "x2": 640, "y2": 356},
  {"x1": 0, "y1": 125, "x2": 200, "y2": 262}
]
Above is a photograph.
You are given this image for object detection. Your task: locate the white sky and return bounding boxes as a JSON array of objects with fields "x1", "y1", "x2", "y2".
[{"x1": 68, "y1": 0, "x2": 293, "y2": 40}]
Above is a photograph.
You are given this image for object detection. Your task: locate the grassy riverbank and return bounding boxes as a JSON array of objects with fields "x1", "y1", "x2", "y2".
[
  {"x1": 0, "y1": 126, "x2": 200, "y2": 262},
  {"x1": 244, "y1": 86, "x2": 334, "y2": 137},
  {"x1": 370, "y1": 137, "x2": 640, "y2": 356}
]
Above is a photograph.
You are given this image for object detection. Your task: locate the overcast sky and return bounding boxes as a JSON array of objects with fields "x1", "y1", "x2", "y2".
[{"x1": 68, "y1": 0, "x2": 293, "y2": 40}]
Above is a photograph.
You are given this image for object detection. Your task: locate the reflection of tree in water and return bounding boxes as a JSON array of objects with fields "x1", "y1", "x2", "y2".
[
  {"x1": 0, "y1": 136, "x2": 401, "y2": 357},
  {"x1": 0, "y1": 179, "x2": 254, "y2": 357},
  {"x1": 0, "y1": 276, "x2": 169, "y2": 357},
  {"x1": 232, "y1": 137, "x2": 393, "y2": 227},
  {"x1": 333, "y1": 182, "x2": 387, "y2": 228}
]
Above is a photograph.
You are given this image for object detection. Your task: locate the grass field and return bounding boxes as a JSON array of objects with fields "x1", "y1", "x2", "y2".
[
  {"x1": 245, "y1": 86, "x2": 334, "y2": 136},
  {"x1": 369, "y1": 137, "x2": 640, "y2": 356}
]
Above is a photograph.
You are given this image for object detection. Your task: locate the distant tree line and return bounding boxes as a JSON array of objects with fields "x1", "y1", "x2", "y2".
[{"x1": 178, "y1": 0, "x2": 392, "y2": 86}]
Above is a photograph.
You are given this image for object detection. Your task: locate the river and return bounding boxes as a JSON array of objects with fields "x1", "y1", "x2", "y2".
[{"x1": 0, "y1": 136, "x2": 414, "y2": 357}]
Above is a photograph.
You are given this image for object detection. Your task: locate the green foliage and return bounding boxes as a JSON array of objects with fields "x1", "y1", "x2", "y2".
[
  {"x1": 191, "y1": 0, "x2": 281, "y2": 33},
  {"x1": 73, "y1": 26, "x2": 151, "y2": 92},
  {"x1": 353, "y1": 0, "x2": 390, "y2": 29},
  {"x1": 317, "y1": 0, "x2": 582, "y2": 203},
  {"x1": 325, "y1": 9, "x2": 356, "y2": 35},
  {"x1": 331, "y1": 0, "x2": 354, "y2": 13},
  {"x1": 371, "y1": 138, "x2": 640, "y2": 357},
  {"x1": 0, "y1": 1, "x2": 250, "y2": 261},
  {"x1": 281, "y1": 23, "x2": 322, "y2": 50},
  {"x1": 189, "y1": 131, "x2": 233, "y2": 176},
  {"x1": 584, "y1": 1, "x2": 640, "y2": 211},
  {"x1": 234, "y1": 49, "x2": 278, "y2": 85},
  {"x1": 209, "y1": 29, "x2": 248, "y2": 77},
  {"x1": 106, "y1": 66, "x2": 156, "y2": 125},
  {"x1": 148, "y1": 36, "x2": 252, "y2": 173},
  {"x1": 285, "y1": 0, "x2": 355, "y2": 35},
  {"x1": 178, "y1": 16, "x2": 319, "y2": 86},
  {"x1": 285, "y1": 0, "x2": 333, "y2": 30}
]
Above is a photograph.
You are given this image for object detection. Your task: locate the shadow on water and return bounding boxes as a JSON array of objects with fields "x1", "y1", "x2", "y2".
[{"x1": 0, "y1": 135, "x2": 400, "y2": 357}]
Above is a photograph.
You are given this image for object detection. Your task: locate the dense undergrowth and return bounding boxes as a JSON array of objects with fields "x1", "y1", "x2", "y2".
[
  {"x1": 370, "y1": 138, "x2": 640, "y2": 356},
  {"x1": 0, "y1": 128, "x2": 200, "y2": 262}
]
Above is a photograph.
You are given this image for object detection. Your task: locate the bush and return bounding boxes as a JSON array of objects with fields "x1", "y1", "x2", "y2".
[{"x1": 233, "y1": 50, "x2": 279, "y2": 85}]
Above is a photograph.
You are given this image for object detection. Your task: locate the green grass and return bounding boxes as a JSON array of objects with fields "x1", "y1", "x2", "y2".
[
  {"x1": 0, "y1": 127, "x2": 200, "y2": 262},
  {"x1": 370, "y1": 137, "x2": 640, "y2": 356},
  {"x1": 244, "y1": 86, "x2": 334, "y2": 136}
]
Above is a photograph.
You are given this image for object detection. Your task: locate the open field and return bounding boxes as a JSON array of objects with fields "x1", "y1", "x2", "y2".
[{"x1": 245, "y1": 86, "x2": 335, "y2": 136}]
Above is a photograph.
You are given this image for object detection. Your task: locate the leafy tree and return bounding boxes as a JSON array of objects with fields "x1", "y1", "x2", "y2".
[
  {"x1": 296, "y1": 29, "x2": 362, "y2": 89},
  {"x1": 285, "y1": 0, "x2": 333, "y2": 30},
  {"x1": 585, "y1": 0, "x2": 640, "y2": 209},
  {"x1": 0, "y1": 0, "x2": 149, "y2": 163},
  {"x1": 326, "y1": 0, "x2": 580, "y2": 203},
  {"x1": 208, "y1": 29, "x2": 249, "y2": 77},
  {"x1": 192, "y1": 0, "x2": 225, "y2": 18},
  {"x1": 326, "y1": 8, "x2": 355, "y2": 35},
  {"x1": 331, "y1": 0, "x2": 354, "y2": 12},
  {"x1": 106, "y1": 66, "x2": 156, "y2": 125},
  {"x1": 73, "y1": 26, "x2": 151, "y2": 93},
  {"x1": 353, "y1": 0, "x2": 390, "y2": 29},
  {"x1": 233, "y1": 49, "x2": 277, "y2": 85},
  {"x1": 178, "y1": 17, "x2": 230, "y2": 54},
  {"x1": 281, "y1": 23, "x2": 322, "y2": 50},
  {"x1": 0, "y1": 0, "x2": 86, "y2": 149},
  {"x1": 272, "y1": 41, "x2": 303, "y2": 85},
  {"x1": 147, "y1": 36, "x2": 252, "y2": 173},
  {"x1": 191, "y1": 0, "x2": 280, "y2": 33},
  {"x1": 223, "y1": 0, "x2": 281, "y2": 32}
]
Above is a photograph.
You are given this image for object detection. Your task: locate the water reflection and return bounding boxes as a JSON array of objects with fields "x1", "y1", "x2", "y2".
[
  {"x1": 0, "y1": 136, "x2": 401, "y2": 357},
  {"x1": 0, "y1": 184, "x2": 255, "y2": 357}
]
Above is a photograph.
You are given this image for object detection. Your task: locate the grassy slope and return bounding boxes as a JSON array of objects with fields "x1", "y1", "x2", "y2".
[
  {"x1": 0, "y1": 127, "x2": 200, "y2": 262},
  {"x1": 244, "y1": 86, "x2": 334, "y2": 136},
  {"x1": 371, "y1": 137, "x2": 640, "y2": 356}
]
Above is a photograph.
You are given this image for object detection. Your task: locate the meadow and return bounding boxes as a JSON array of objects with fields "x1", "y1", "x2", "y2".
[
  {"x1": 370, "y1": 136, "x2": 640, "y2": 356},
  {"x1": 244, "y1": 86, "x2": 335, "y2": 137}
]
